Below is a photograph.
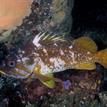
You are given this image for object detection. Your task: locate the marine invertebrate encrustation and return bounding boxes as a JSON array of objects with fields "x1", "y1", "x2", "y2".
[{"x1": 0, "y1": 0, "x2": 32, "y2": 31}]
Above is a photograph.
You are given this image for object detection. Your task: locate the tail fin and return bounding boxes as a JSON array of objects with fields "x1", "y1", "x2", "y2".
[{"x1": 95, "y1": 49, "x2": 107, "y2": 68}]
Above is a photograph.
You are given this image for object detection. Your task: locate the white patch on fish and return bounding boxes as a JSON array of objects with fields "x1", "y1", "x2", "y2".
[
  {"x1": 49, "y1": 57, "x2": 66, "y2": 73},
  {"x1": 33, "y1": 33, "x2": 46, "y2": 48},
  {"x1": 69, "y1": 45, "x2": 73, "y2": 49},
  {"x1": 60, "y1": 49, "x2": 65, "y2": 55},
  {"x1": 54, "y1": 43, "x2": 58, "y2": 46},
  {"x1": 33, "y1": 52, "x2": 39, "y2": 57},
  {"x1": 22, "y1": 57, "x2": 30, "y2": 62},
  {"x1": 38, "y1": 58, "x2": 51, "y2": 74},
  {"x1": 70, "y1": 52, "x2": 77, "y2": 64},
  {"x1": 33, "y1": 33, "x2": 42, "y2": 47},
  {"x1": 87, "y1": 51, "x2": 91, "y2": 54},
  {"x1": 43, "y1": 48, "x2": 48, "y2": 55}
]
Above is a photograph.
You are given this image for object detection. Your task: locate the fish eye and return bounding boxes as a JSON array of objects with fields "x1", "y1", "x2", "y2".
[{"x1": 7, "y1": 61, "x2": 16, "y2": 68}]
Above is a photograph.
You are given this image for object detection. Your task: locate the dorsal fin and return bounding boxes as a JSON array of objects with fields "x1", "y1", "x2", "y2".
[
  {"x1": 38, "y1": 32, "x2": 66, "y2": 42},
  {"x1": 73, "y1": 37, "x2": 97, "y2": 53},
  {"x1": 42, "y1": 32, "x2": 66, "y2": 42},
  {"x1": 33, "y1": 32, "x2": 66, "y2": 47}
]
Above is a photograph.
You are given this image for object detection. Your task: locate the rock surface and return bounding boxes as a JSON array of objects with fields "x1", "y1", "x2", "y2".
[{"x1": 0, "y1": 0, "x2": 73, "y2": 43}]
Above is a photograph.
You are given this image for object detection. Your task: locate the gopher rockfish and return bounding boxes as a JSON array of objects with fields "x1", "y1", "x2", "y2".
[{"x1": 1, "y1": 33, "x2": 107, "y2": 88}]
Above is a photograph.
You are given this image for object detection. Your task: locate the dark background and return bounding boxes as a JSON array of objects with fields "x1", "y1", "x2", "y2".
[
  {"x1": 70, "y1": 0, "x2": 107, "y2": 50},
  {"x1": 72, "y1": 0, "x2": 107, "y2": 32}
]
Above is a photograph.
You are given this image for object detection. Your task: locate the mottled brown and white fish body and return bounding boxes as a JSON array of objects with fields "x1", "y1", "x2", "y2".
[
  {"x1": 2, "y1": 33, "x2": 107, "y2": 88},
  {"x1": 23, "y1": 33, "x2": 95, "y2": 75}
]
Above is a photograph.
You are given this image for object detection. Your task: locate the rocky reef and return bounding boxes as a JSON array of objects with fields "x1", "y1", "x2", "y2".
[{"x1": 0, "y1": 0, "x2": 73, "y2": 43}]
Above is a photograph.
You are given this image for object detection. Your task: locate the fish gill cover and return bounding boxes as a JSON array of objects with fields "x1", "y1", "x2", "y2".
[{"x1": 0, "y1": 0, "x2": 107, "y2": 107}]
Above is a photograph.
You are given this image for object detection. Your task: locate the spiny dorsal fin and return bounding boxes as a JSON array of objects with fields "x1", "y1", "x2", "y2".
[
  {"x1": 38, "y1": 32, "x2": 66, "y2": 42},
  {"x1": 42, "y1": 33, "x2": 65, "y2": 42},
  {"x1": 73, "y1": 37, "x2": 97, "y2": 53},
  {"x1": 33, "y1": 32, "x2": 67, "y2": 47}
]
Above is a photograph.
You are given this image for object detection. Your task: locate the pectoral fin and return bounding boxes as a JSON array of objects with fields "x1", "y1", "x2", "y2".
[
  {"x1": 33, "y1": 65, "x2": 56, "y2": 88},
  {"x1": 40, "y1": 74, "x2": 56, "y2": 88},
  {"x1": 74, "y1": 63, "x2": 96, "y2": 70}
]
